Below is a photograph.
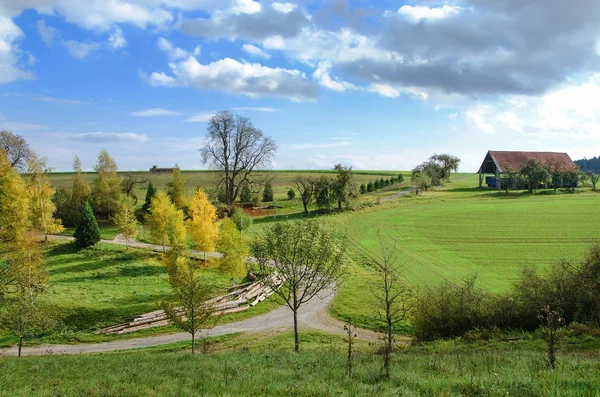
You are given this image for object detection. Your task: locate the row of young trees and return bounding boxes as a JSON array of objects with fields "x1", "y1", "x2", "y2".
[
  {"x1": 293, "y1": 164, "x2": 357, "y2": 214},
  {"x1": 360, "y1": 174, "x2": 404, "y2": 194}
]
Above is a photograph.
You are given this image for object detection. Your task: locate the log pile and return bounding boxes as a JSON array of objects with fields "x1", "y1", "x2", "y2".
[{"x1": 94, "y1": 275, "x2": 281, "y2": 335}]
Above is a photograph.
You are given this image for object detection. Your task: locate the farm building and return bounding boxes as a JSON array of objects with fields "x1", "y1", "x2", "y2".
[
  {"x1": 149, "y1": 165, "x2": 179, "y2": 173},
  {"x1": 477, "y1": 151, "x2": 577, "y2": 188}
]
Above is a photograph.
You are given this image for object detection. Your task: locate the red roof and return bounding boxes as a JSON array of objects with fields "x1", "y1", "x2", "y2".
[{"x1": 483, "y1": 151, "x2": 577, "y2": 173}]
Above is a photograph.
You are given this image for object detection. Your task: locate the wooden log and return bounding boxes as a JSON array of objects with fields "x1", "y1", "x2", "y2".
[
  {"x1": 213, "y1": 306, "x2": 250, "y2": 316},
  {"x1": 118, "y1": 319, "x2": 170, "y2": 334},
  {"x1": 213, "y1": 298, "x2": 248, "y2": 311}
]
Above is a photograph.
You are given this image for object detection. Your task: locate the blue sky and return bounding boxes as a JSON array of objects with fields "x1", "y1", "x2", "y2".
[{"x1": 2, "y1": 0, "x2": 600, "y2": 172}]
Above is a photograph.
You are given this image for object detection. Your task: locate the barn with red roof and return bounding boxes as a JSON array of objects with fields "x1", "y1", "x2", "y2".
[{"x1": 477, "y1": 151, "x2": 577, "y2": 188}]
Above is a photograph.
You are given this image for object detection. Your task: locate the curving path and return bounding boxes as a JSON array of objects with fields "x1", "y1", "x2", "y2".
[{"x1": 0, "y1": 236, "x2": 381, "y2": 356}]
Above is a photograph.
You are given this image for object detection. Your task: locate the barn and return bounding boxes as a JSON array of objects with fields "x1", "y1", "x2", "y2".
[{"x1": 477, "y1": 151, "x2": 577, "y2": 188}]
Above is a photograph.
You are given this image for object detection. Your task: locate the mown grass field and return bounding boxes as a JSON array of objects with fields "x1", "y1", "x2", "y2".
[
  {"x1": 1, "y1": 330, "x2": 599, "y2": 396},
  {"x1": 0, "y1": 241, "x2": 281, "y2": 347}
]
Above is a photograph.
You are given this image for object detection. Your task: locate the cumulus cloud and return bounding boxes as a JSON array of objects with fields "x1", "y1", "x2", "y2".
[
  {"x1": 0, "y1": 15, "x2": 33, "y2": 84},
  {"x1": 148, "y1": 57, "x2": 319, "y2": 101},
  {"x1": 157, "y1": 37, "x2": 200, "y2": 60},
  {"x1": 108, "y1": 27, "x2": 126, "y2": 50},
  {"x1": 242, "y1": 43, "x2": 270, "y2": 59},
  {"x1": 394, "y1": 5, "x2": 463, "y2": 22},
  {"x1": 233, "y1": 0, "x2": 262, "y2": 15},
  {"x1": 272, "y1": 2, "x2": 296, "y2": 14},
  {"x1": 313, "y1": 61, "x2": 355, "y2": 92},
  {"x1": 132, "y1": 108, "x2": 179, "y2": 117}
]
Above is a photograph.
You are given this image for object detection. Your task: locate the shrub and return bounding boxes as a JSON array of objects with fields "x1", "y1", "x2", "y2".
[
  {"x1": 398, "y1": 173, "x2": 404, "y2": 183},
  {"x1": 373, "y1": 180, "x2": 380, "y2": 190},
  {"x1": 367, "y1": 182, "x2": 374, "y2": 192},
  {"x1": 262, "y1": 182, "x2": 274, "y2": 202},
  {"x1": 73, "y1": 202, "x2": 101, "y2": 249},
  {"x1": 359, "y1": 184, "x2": 367, "y2": 194},
  {"x1": 231, "y1": 207, "x2": 253, "y2": 233},
  {"x1": 240, "y1": 182, "x2": 252, "y2": 203},
  {"x1": 287, "y1": 188, "x2": 295, "y2": 200}
]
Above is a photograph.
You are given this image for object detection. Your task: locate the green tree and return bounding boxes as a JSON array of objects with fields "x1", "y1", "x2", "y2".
[
  {"x1": 398, "y1": 174, "x2": 404, "y2": 183},
  {"x1": 141, "y1": 182, "x2": 156, "y2": 215},
  {"x1": 373, "y1": 180, "x2": 380, "y2": 190},
  {"x1": 294, "y1": 176, "x2": 315, "y2": 214},
  {"x1": 367, "y1": 181, "x2": 374, "y2": 192},
  {"x1": 262, "y1": 181, "x2": 274, "y2": 202},
  {"x1": 411, "y1": 171, "x2": 432, "y2": 192},
  {"x1": 216, "y1": 218, "x2": 248, "y2": 285},
  {"x1": 74, "y1": 202, "x2": 101, "y2": 249},
  {"x1": 239, "y1": 181, "x2": 252, "y2": 203},
  {"x1": 252, "y1": 220, "x2": 346, "y2": 353},
  {"x1": 314, "y1": 176, "x2": 336, "y2": 210},
  {"x1": 71, "y1": 156, "x2": 91, "y2": 215},
  {"x1": 360, "y1": 184, "x2": 367, "y2": 194},
  {"x1": 430, "y1": 154, "x2": 461, "y2": 182},
  {"x1": 113, "y1": 196, "x2": 139, "y2": 249},
  {"x1": 147, "y1": 191, "x2": 187, "y2": 254},
  {"x1": 26, "y1": 154, "x2": 64, "y2": 241},
  {"x1": 162, "y1": 247, "x2": 215, "y2": 354},
  {"x1": 92, "y1": 150, "x2": 122, "y2": 220},
  {"x1": 520, "y1": 159, "x2": 550, "y2": 193},
  {"x1": 231, "y1": 207, "x2": 253, "y2": 234},
  {"x1": 287, "y1": 188, "x2": 295, "y2": 200},
  {"x1": 169, "y1": 166, "x2": 187, "y2": 209},
  {"x1": 586, "y1": 171, "x2": 599, "y2": 191},
  {"x1": 333, "y1": 164, "x2": 356, "y2": 210}
]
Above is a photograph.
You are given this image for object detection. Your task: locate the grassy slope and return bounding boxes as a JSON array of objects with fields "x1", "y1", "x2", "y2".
[
  {"x1": 1, "y1": 330, "x2": 599, "y2": 396},
  {"x1": 0, "y1": 241, "x2": 281, "y2": 346}
]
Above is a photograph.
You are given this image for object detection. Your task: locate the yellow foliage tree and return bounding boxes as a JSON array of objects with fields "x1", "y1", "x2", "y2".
[
  {"x1": 92, "y1": 150, "x2": 122, "y2": 220},
  {"x1": 216, "y1": 218, "x2": 248, "y2": 285},
  {"x1": 26, "y1": 154, "x2": 64, "y2": 241},
  {"x1": 0, "y1": 150, "x2": 29, "y2": 246},
  {"x1": 71, "y1": 156, "x2": 91, "y2": 208},
  {"x1": 113, "y1": 196, "x2": 139, "y2": 249},
  {"x1": 170, "y1": 166, "x2": 187, "y2": 209},
  {"x1": 147, "y1": 191, "x2": 186, "y2": 253},
  {"x1": 187, "y1": 189, "x2": 219, "y2": 260}
]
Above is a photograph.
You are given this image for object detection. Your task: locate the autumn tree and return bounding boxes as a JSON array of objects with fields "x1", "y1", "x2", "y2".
[
  {"x1": 372, "y1": 237, "x2": 413, "y2": 379},
  {"x1": 216, "y1": 218, "x2": 248, "y2": 285},
  {"x1": 74, "y1": 202, "x2": 101, "y2": 249},
  {"x1": 26, "y1": 154, "x2": 63, "y2": 241},
  {"x1": 71, "y1": 156, "x2": 91, "y2": 216},
  {"x1": 187, "y1": 189, "x2": 219, "y2": 260},
  {"x1": 252, "y1": 220, "x2": 346, "y2": 352},
  {"x1": 0, "y1": 130, "x2": 32, "y2": 171},
  {"x1": 113, "y1": 196, "x2": 139, "y2": 249},
  {"x1": 92, "y1": 150, "x2": 122, "y2": 220},
  {"x1": 169, "y1": 166, "x2": 187, "y2": 209},
  {"x1": 294, "y1": 175, "x2": 315, "y2": 214},
  {"x1": 162, "y1": 247, "x2": 216, "y2": 354},
  {"x1": 200, "y1": 111, "x2": 277, "y2": 207},
  {"x1": 147, "y1": 191, "x2": 186, "y2": 254}
]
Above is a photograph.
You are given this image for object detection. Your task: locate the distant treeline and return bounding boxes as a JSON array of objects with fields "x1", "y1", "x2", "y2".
[{"x1": 575, "y1": 157, "x2": 600, "y2": 173}]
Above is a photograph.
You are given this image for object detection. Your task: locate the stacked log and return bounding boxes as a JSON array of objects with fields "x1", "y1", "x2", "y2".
[{"x1": 94, "y1": 275, "x2": 281, "y2": 335}]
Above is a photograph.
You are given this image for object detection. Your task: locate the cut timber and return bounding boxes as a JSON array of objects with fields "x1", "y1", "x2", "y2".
[{"x1": 214, "y1": 306, "x2": 250, "y2": 316}]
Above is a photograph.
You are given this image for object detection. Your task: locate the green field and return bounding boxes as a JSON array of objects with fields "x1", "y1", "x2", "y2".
[{"x1": 1, "y1": 330, "x2": 599, "y2": 396}]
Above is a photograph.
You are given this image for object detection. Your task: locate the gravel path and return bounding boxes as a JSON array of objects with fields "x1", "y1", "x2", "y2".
[{"x1": 0, "y1": 236, "x2": 380, "y2": 356}]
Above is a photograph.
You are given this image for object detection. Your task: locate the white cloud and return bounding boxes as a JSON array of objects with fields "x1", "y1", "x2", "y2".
[
  {"x1": 313, "y1": 61, "x2": 355, "y2": 92},
  {"x1": 132, "y1": 108, "x2": 180, "y2": 117},
  {"x1": 495, "y1": 112, "x2": 524, "y2": 134},
  {"x1": 185, "y1": 112, "x2": 215, "y2": 122},
  {"x1": 271, "y1": 2, "x2": 296, "y2": 14},
  {"x1": 63, "y1": 40, "x2": 101, "y2": 59},
  {"x1": 0, "y1": 15, "x2": 33, "y2": 84},
  {"x1": 448, "y1": 113, "x2": 458, "y2": 120},
  {"x1": 242, "y1": 43, "x2": 270, "y2": 59},
  {"x1": 232, "y1": 0, "x2": 262, "y2": 15},
  {"x1": 466, "y1": 106, "x2": 495, "y2": 133},
  {"x1": 395, "y1": 5, "x2": 463, "y2": 22},
  {"x1": 108, "y1": 27, "x2": 127, "y2": 50},
  {"x1": 37, "y1": 19, "x2": 57, "y2": 47},
  {"x1": 368, "y1": 83, "x2": 400, "y2": 98},
  {"x1": 157, "y1": 37, "x2": 200, "y2": 60},
  {"x1": 148, "y1": 56, "x2": 318, "y2": 101},
  {"x1": 72, "y1": 132, "x2": 149, "y2": 142}
]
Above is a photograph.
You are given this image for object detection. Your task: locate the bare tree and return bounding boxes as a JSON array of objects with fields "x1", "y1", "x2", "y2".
[
  {"x1": 294, "y1": 175, "x2": 315, "y2": 214},
  {"x1": 0, "y1": 130, "x2": 32, "y2": 171},
  {"x1": 252, "y1": 220, "x2": 346, "y2": 352},
  {"x1": 372, "y1": 236, "x2": 413, "y2": 380},
  {"x1": 121, "y1": 174, "x2": 148, "y2": 204},
  {"x1": 200, "y1": 111, "x2": 277, "y2": 207}
]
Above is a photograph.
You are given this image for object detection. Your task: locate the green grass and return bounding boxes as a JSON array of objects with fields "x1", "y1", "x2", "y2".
[
  {"x1": 1, "y1": 330, "x2": 599, "y2": 396},
  {"x1": 0, "y1": 241, "x2": 282, "y2": 346}
]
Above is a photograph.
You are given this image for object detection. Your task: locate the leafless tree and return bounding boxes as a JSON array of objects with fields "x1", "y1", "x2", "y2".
[
  {"x1": 252, "y1": 220, "x2": 346, "y2": 352},
  {"x1": 200, "y1": 111, "x2": 277, "y2": 207},
  {"x1": 121, "y1": 174, "x2": 148, "y2": 204},
  {"x1": 294, "y1": 175, "x2": 315, "y2": 214},
  {"x1": 372, "y1": 235, "x2": 413, "y2": 380},
  {"x1": 0, "y1": 130, "x2": 32, "y2": 171}
]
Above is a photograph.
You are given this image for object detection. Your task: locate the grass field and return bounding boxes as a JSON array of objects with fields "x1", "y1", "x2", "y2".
[{"x1": 1, "y1": 330, "x2": 599, "y2": 396}]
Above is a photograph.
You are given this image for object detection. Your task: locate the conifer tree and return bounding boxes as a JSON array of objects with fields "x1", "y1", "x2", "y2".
[
  {"x1": 239, "y1": 181, "x2": 252, "y2": 203},
  {"x1": 113, "y1": 196, "x2": 139, "y2": 249},
  {"x1": 262, "y1": 181, "x2": 274, "y2": 202},
  {"x1": 74, "y1": 202, "x2": 101, "y2": 249},
  {"x1": 141, "y1": 181, "x2": 156, "y2": 215},
  {"x1": 26, "y1": 154, "x2": 64, "y2": 241},
  {"x1": 170, "y1": 166, "x2": 187, "y2": 209},
  {"x1": 187, "y1": 189, "x2": 219, "y2": 260},
  {"x1": 216, "y1": 218, "x2": 248, "y2": 285},
  {"x1": 147, "y1": 191, "x2": 186, "y2": 253}
]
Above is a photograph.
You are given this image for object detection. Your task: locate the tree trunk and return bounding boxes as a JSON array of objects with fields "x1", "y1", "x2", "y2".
[
  {"x1": 302, "y1": 199, "x2": 308, "y2": 214},
  {"x1": 338, "y1": 199, "x2": 342, "y2": 210},
  {"x1": 293, "y1": 308, "x2": 299, "y2": 353},
  {"x1": 191, "y1": 331, "x2": 195, "y2": 354},
  {"x1": 18, "y1": 336, "x2": 23, "y2": 358}
]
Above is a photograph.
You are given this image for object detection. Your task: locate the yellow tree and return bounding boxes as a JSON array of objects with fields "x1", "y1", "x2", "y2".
[
  {"x1": 170, "y1": 166, "x2": 187, "y2": 209},
  {"x1": 113, "y1": 196, "x2": 139, "y2": 249},
  {"x1": 92, "y1": 150, "x2": 122, "y2": 220},
  {"x1": 216, "y1": 218, "x2": 248, "y2": 285},
  {"x1": 26, "y1": 154, "x2": 64, "y2": 241},
  {"x1": 147, "y1": 191, "x2": 186, "y2": 253},
  {"x1": 187, "y1": 188, "x2": 219, "y2": 260},
  {"x1": 71, "y1": 156, "x2": 91, "y2": 209}
]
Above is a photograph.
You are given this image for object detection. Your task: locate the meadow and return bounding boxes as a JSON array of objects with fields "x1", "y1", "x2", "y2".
[{"x1": 1, "y1": 330, "x2": 599, "y2": 396}]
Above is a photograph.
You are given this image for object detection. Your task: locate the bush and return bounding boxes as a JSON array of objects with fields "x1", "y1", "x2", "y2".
[
  {"x1": 287, "y1": 188, "x2": 295, "y2": 200},
  {"x1": 231, "y1": 207, "x2": 253, "y2": 233},
  {"x1": 373, "y1": 180, "x2": 380, "y2": 190},
  {"x1": 359, "y1": 184, "x2": 367, "y2": 194},
  {"x1": 73, "y1": 202, "x2": 101, "y2": 249},
  {"x1": 367, "y1": 182, "x2": 374, "y2": 192},
  {"x1": 240, "y1": 182, "x2": 252, "y2": 203},
  {"x1": 398, "y1": 173, "x2": 404, "y2": 183},
  {"x1": 262, "y1": 182, "x2": 274, "y2": 202}
]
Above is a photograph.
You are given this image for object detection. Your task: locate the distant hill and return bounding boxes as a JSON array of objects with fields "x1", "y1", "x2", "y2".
[{"x1": 574, "y1": 157, "x2": 600, "y2": 173}]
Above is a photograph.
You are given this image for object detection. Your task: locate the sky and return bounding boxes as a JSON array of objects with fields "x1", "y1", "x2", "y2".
[{"x1": 1, "y1": 0, "x2": 600, "y2": 172}]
